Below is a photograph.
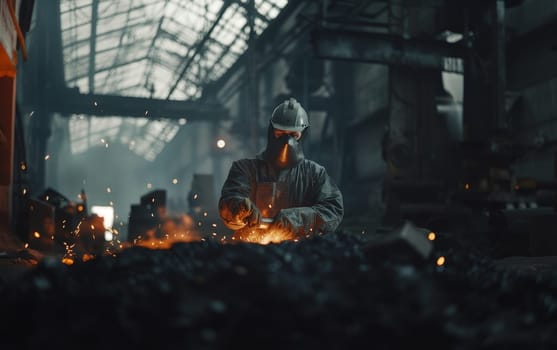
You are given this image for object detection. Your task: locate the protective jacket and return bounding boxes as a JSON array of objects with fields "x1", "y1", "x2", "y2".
[{"x1": 219, "y1": 152, "x2": 344, "y2": 236}]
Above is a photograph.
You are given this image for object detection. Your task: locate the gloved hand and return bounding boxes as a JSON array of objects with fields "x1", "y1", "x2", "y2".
[
  {"x1": 220, "y1": 197, "x2": 261, "y2": 230},
  {"x1": 269, "y1": 209, "x2": 294, "y2": 233}
]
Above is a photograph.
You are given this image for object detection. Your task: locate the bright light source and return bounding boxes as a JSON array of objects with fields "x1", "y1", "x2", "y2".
[
  {"x1": 427, "y1": 232, "x2": 436, "y2": 241},
  {"x1": 91, "y1": 205, "x2": 114, "y2": 229},
  {"x1": 178, "y1": 118, "x2": 187, "y2": 125},
  {"x1": 104, "y1": 230, "x2": 113, "y2": 241},
  {"x1": 446, "y1": 32, "x2": 463, "y2": 43},
  {"x1": 216, "y1": 139, "x2": 226, "y2": 149}
]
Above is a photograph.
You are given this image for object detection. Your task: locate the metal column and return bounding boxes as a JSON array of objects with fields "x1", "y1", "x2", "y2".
[{"x1": 0, "y1": 75, "x2": 16, "y2": 232}]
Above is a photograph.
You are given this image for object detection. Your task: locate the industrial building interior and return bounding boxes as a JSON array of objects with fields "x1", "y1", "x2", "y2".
[{"x1": 2, "y1": 0, "x2": 557, "y2": 348}]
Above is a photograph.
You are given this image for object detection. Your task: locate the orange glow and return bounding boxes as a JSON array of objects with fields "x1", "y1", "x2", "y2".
[
  {"x1": 33, "y1": 231, "x2": 40, "y2": 238},
  {"x1": 82, "y1": 253, "x2": 95, "y2": 262},
  {"x1": 132, "y1": 232, "x2": 201, "y2": 249},
  {"x1": 427, "y1": 232, "x2": 436, "y2": 241},
  {"x1": 278, "y1": 144, "x2": 289, "y2": 165},
  {"x1": 77, "y1": 204, "x2": 84, "y2": 212},
  {"x1": 233, "y1": 228, "x2": 296, "y2": 245},
  {"x1": 464, "y1": 183, "x2": 470, "y2": 190},
  {"x1": 62, "y1": 257, "x2": 75, "y2": 266},
  {"x1": 436, "y1": 256, "x2": 446, "y2": 266}
]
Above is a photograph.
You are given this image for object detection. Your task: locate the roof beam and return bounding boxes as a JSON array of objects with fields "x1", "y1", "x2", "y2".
[
  {"x1": 61, "y1": 1, "x2": 160, "y2": 33},
  {"x1": 311, "y1": 29, "x2": 465, "y2": 71},
  {"x1": 62, "y1": 19, "x2": 158, "y2": 50},
  {"x1": 166, "y1": 0, "x2": 235, "y2": 99},
  {"x1": 88, "y1": 0, "x2": 98, "y2": 93},
  {"x1": 45, "y1": 89, "x2": 229, "y2": 121}
]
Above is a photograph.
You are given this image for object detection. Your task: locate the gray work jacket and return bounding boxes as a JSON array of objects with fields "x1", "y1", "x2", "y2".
[{"x1": 219, "y1": 154, "x2": 344, "y2": 236}]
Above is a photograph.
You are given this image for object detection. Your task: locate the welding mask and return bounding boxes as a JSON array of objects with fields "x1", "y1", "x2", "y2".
[{"x1": 263, "y1": 98, "x2": 309, "y2": 169}]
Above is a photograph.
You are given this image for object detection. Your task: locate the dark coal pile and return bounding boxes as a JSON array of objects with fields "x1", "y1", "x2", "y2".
[{"x1": 1, "y1": 231, "x2": 557, "y2": 350}]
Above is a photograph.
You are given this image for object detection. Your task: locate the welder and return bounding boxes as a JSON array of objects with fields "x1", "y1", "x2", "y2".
[{"x1": 218, "y1": 97, "x2": 344, "y2": 239}]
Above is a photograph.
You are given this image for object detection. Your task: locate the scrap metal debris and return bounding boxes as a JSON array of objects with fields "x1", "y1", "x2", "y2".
[{"x1": 0, "y1": 229, "x2": 556, "y2": 349}]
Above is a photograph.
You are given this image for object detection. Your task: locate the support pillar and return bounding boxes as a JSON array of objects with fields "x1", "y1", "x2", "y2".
[
  {"x1": 0, "y1": 0, "x2": 18, "y2": 232},
  {"x1": 0, "y1": 73, "x2": 16, "y2": 232}
]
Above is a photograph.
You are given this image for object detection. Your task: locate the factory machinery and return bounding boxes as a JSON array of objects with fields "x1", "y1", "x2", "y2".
[{"x1": 382, "y1": 131, "x2": 557, "y2": 258}]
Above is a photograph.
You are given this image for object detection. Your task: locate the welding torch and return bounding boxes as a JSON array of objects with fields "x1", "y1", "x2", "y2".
[{"x1": 258, "y1": 217, "x2": 274, "y2": 229}]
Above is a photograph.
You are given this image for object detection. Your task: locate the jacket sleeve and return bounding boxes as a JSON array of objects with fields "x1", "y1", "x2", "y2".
[
  {"x1": 218, "y1": 160, "x2": 255, "y2": 230},
  {"x1": 278, "y1": 165, "x2": 344, "y2": 236}
]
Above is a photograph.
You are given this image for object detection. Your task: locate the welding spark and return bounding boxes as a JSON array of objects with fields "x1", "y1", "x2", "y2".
[
  {"x1": 62, "y1": 257, "x2": 75, "y2": 266},
  {"x1": 436, "y1": 256, "x2": 446, "y2": 266}
]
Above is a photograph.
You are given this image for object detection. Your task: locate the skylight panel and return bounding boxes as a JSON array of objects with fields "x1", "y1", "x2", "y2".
[{"x1": 60, "y1": 0, "x2": 290, "y2": 160}]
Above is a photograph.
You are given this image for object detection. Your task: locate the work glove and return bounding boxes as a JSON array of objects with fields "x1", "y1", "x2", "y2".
[
  {"x1": 220, "y1": 197, "x2": 261, "y2": 230},
  {"x1": 269, "y1": 209, "x2": 294, "y2": 233}
]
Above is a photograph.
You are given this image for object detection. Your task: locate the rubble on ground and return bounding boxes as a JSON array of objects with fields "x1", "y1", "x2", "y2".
[{"x1": 0, "y1": 229, "x2": 556, "y2": 349}]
